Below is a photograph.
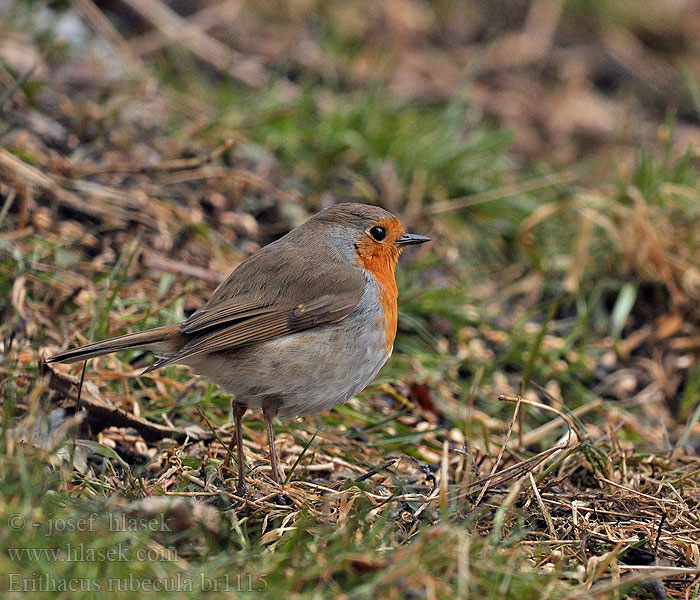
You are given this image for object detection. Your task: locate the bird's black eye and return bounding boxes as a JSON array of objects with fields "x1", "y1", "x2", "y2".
[{"x1": 368, "y1": 226, "x2": 386, "y2": 241}]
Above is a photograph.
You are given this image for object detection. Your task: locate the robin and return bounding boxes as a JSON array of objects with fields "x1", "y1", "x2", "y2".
[{"x1": 47, "y1": 203, "x2": 430, "y2": 495}]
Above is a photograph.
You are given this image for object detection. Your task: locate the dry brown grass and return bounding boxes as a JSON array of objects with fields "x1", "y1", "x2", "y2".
[{"x1": 2, "y1": 2, "x2": 700, "y2": 598}]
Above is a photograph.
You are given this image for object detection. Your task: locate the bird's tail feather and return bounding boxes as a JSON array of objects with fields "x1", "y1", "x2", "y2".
[{"x1": 47, "y1": 325, "x2": 181, "y2": 364}]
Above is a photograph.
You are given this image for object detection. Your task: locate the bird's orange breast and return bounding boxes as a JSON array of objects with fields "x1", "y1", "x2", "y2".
[{"x1": 354, "y1": 230, "x2": 401, "y2": 352}]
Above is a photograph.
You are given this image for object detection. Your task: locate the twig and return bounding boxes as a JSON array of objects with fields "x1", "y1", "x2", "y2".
[
  {"x1": 73, "y1": 0, "x2": 145, "y2": 69},
  {"x1": 141, "y1": 249, "x2": 226, "y2": 284},
  {"x1": 654, "y1": 512, "x2": 667, "y2": 559},
  {"x1": 69, "y1": 361, "x2": 88, "y2": 472},
  {"x1": 0, "y1": 191, "x2": 16, "y2": 228},
  {"x1": 78, "y1": 139, "x2": 235, "y2": 176},
  {"x1": 0, "y1": 148, "x2": 156, "y2": 227},
  {"x1": 45, "y1": 363, "x2": 212, "y2": 442},
  {"x1": 129, "y1": 0, "x2": 244, "y2": 57},
  {"x1": 118, "y1": 0, "x2": 264, "y2": 86},
  {"x1": 0, "y1": 37, "x2": 67, "y2": 115},
  {"x1": 566, "y1": 567, "x2": 700, "y2": 599},
  {"x1": 529, "y1": 472, "x2": 556, "y2": 539},
  {"x1": 499, "y1": 394, "x2": 585, "y2": 444},
  {"x1": 472, "y1": 395, "x2": 522, "y2": 510},
  {"x1": 672, "y1": 398, "x2": 700, "y2": 459},
  {"x1": 595, "y1": 476, "x2": 677, "y2": 506},
  {"x1": 0, "y1": 60, "x2": 39, "y2": 114},
  {"x1": 195, "y1": 407, "x2": 240, "y2": 469},
  {"x1": 422, "y1": 171, "x2": 578, "y2": 216},
  {"x1": 440, "y1": 440, "x2": 449, "y2": 511},
  {"x1": 513, "y1": 397, "x2": 602, "y2": 449},
  {"x1": 354, "y1": 459, "x2": 396, "y2": 483},
  {"x1": 285, "y1": 428, "x2": 322, "y2": 485},
  {"x1": 457, "y1": 442, "x2": 574, "y2": 498}
]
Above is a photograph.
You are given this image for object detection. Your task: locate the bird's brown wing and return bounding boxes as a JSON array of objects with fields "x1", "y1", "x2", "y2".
[
  {"x1": 142, "y1": 228, "x2": 368, "y2": 372},
  {"x1": 179, "y1": 292, "x2": 366, "y2": 335},
  {"x1": 179, "y1": 302, "x2": 276, "y2": 334},
  {"x1": 179, "y1": 231, "x2": 366, "y2": 337},
  {"x1": 144, "y1": 288, "x2": 364, "y2": 372}
]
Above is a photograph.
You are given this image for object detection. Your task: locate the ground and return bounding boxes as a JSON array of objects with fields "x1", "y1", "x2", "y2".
[{"x1": 1, "y1": 1, "x2": 700, "y2": 598}]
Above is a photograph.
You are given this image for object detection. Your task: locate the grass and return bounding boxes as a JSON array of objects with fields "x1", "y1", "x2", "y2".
[{"x1": 2, "y1": 1, "x2": 700, "y2": 598}]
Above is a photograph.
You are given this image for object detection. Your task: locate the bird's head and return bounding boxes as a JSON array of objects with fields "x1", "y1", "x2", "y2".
[{"x1": 312, "y1": 203, "x2": 430, "y2": 275}]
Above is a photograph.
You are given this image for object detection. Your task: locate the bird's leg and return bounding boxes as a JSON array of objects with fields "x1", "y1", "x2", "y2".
[
  {"x1": 263, "y1": 406, "x2": 282, "y2": 486},
  {"x1": 224, "y1": 401, "x2": 248, "y2": 497}
]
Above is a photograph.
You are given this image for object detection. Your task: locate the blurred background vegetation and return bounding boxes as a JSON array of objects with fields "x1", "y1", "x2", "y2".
[{"x1": 1, "y1": 0, "x2": 700, "y2": 598}]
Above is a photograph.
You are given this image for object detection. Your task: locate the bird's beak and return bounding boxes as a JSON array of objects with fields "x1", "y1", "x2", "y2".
[{"x1": 395, "y1": 233, "x2": 431, "y2": 246}]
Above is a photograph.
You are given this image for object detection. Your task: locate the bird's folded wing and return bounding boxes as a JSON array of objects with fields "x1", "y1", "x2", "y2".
[
  {"x1": 144, "y1": 292, "x2": 363, "y2": 372},
  {"x1": 178, "y1": 247, "x2": 366, "y2": 336},
  {"x1": 179, "y1": 302, "x2": 275, "y2": 334}
]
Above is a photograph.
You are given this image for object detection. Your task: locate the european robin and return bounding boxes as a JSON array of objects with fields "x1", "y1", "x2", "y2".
[{"x1": 48, "y1": 203, "x2": 430, "y2": 494}]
